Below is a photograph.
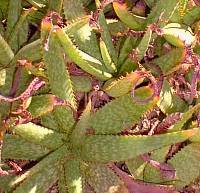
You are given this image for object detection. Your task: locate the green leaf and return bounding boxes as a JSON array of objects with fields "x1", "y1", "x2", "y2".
[
  {"x1": 103, "y1": 71, "x2": 141, "y2": 97},
  {"x1": 8, "y1": 11, "x2": 29, "y2": 53},
  {"x1": 170, "y1": 103, "x2": 200, "y2": 132},
  {"x1": 119, "y1": 57, "x2": 137, "y2": 75},
  {"x1": 71, "y1": 100, "x2": 92, "y2": 148},
  {"x1": 48, "y1": 0, "x2": 63, "y2": 13},
  {"x1": 0, "y1": 66, "x2": 15, "y2": 95},
  {"x1": 60, "y1": 160, "x2": 83, "y2": 193},
  {"x1": 58, "y1": 164, "x2": 68, "y2": 193},
  {"x1": 11, "y1": 145, "x2": 69, "y2": 192},
  {"x1": 0, "y1": 69, "x2": 6, "y2": 86},
  {"x1": 82, "y1": 164, "x2": 128, "y2": 193},
  {"x1": 90, "y1": 87, "x2": 157, "y2": 134},
  {"x1": 41, "y1": 113, "x2": 59, "y2": 131},
  {"x1": 157, "y1": 80, "x2": 188, "y2": 114},
  {"x1": 63, "y1": 0, "x2": 85, "y2": 22},
  {"x1": 135, "y1": 28, "x2": 153, "y2": 62},
  {"x1": 146, "y1": 0, "x2": 179, "y2": 27},
  {"x1": 0, "y1": 175, "x2": 16, "y2": 192},
  {"x1": 71, "y1": 76, "x2": 92, "y2": 92},
  {"x1": 144, "y1": 0, "x2": 157, "y2": 8},
  {"x1": 26, "y1": 0, "x2": 47, "y2": 8},
  {"x1": 27, "y1": 94, "x2": 55, "y2": 118},
  {"x1": 80, "y1": 129, "x2": 197, "y2": 162},
  {"x1": 0, "y1": 0, "x2": 9, "y2": 20},
  {"x1": 53, "y1": 106, "x2": 75, "y2": 134},
  {"x1": 65, "y1": 16, "x2": 103, "y2": 62},
  {"x1": 149, "y1": 48, "x2": 185, "y2": 75},
  {"x1": 98, "y1": 11, "x2": 118, "y2": 64},
  {"x1": 113, "y1": 1, "x2": 146, "y2": 31},
  {"x1": 44, "y1": 31, "x2": 76, "y2": 109},
  {"x1": 143, "y1": 146, "x2": 171, "y2": 183},
  {"x1": 168, "y1": 143, "x2": 200, "y2": 188},
  {"x1": 2, "y1": 134, "x2": 50, "y2": 160},
  {"x1": 14, "y1": 122, "x2": 64, "y2": 150},
  {"x1": 10, "y1": 39, "x2": 42, "y2": 67},
  {"x1": 126, "y1": 156, "x2": 147, "y2": 180},
  {"x1": 183, "y1": 7, "x2": 200, "y2": 25},
  {"x1": 0, "y1": 33, "x2": 14, "y2": 68},
  {"x1": 117, "y1": 36, "x2": 140, "y2": 69},
  {"x1": 55, "y1": 27, "x2": 112, "y2": 80},
  {"x1": 162, "y1": 23, "x2": 195, "y2": 48},
  {"x1": 6, "y1": 0, "x2": 22, "y2": 39},
  {"x1": 99, "y1": 38, "x2": 117, "y2": 73},
  {"x1": 107, "y1": 19, "x2": 127, "y2": 36}
]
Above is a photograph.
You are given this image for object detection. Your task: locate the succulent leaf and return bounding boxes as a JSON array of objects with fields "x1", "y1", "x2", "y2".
[
  {"x1": 10, "y1": 40, "x2": 42, "y2": 67},
  {"x1": 170, "y1": 103, "x2": 200, "y2": 132},
  {"x1": 168, "y1": 143, "x2": 200, "y2": 188},
  {"x1": 2, "y1": 134, "x2": 50, "y2": 160},
  {"x1": 113, "y1": 1, "x2": 146, "y2": 31},
  {"x1": 26, "y1": 0, "x2": 47, "y2": 8},
  {"x1": 71, "y1": 76, "x2": 92, "y2": 92},
  {"x1": 146, "y1": 0, "x2": 179, "y2": 27},
  {"x1": 90, "y1": 87, "x2": 157, "y2": 134},
  {"x1": 98, "y1": 11, "x2": 118, "y2": 64},
  {"x1": 118, "y1": 36, "x2": 140, "y2": 69},
  {"x1": 100, "y1": 38, "x2": 117, "y2": 73},
  {"x1": 41, "y1": 113, "x2": 60, "y2": 131},
  {"x1": 11, "y1": 145, "x2": 69, "y2": 192},
  {"x1": 60, "y1": 160, "x2": 83, "y2": 193},
  {"x1": 6, "y1": 0, "x2": 22, "y2": 40},
  {"x1": 0, "y1": 33, "x2": 14, "y2": 68},
  {"x1": 48, "y1": 0, "x2": 63, "y2": 13},
  {"x1": 149, "y1": 48, "x2": 185, "y2": 75},
  {"x1": 157, "y1": 80, "x2": 188, "y2": 114},
  {"x1": 162, "y1": 23, "x2": 196, "y2": 47},
  {"x1": 135, "y1": 28, "x2": 153, "y2": 62},
  {"x1": 27, "y1": 94, "x2": 55, "y2": 118},
  {"x1": 55, "y1": 27, "x2": 112, "y2": 80},
  {"x1": 53, "y1": 106, "x2": 75, "y2": 134},
  {"x1": 103, "y1": 71, "x2": 142, "y2": 97},
  {"x1": 14, "y1": 122, "x2": 64, "y2": 150},
  {"x1": 80, "y1": 129, "x2": 197, "y2": 162},
  {"x1": 143, "y1": 146, "x2": 171, "y2": 183},
  {"x1": 63, "y1": 0, "x2": 85, "y2": 22},
  {"x1": 183, "y1": 6, "x2": 200, "y2": 25},
  {"x1": 8, "y1": 8, "x2": 34, "y2": 53},
  {"x1": 43, "y1": 31, "x2": 77, "y2": 109},
  {"x1": 65, "y1": 16, "x2": 103, "y2": 63},
  {"x1": 82, "y1": 163, "x2": 128, "y2": 193},
  {"x1": 71, "y1": 100, "x2": 92, "y2": 148},
  {"x1": 126, "y1": 156, "x2": 147, "y2": 180}
]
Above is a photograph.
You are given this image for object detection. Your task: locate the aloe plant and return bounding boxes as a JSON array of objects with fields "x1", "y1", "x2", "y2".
[{"x1": 0, "y1": 0, "x2": 200, "y2": 193}]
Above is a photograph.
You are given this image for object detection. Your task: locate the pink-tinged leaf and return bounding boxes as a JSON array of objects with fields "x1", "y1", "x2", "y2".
[
  {"x1": 141, "y1": 154, "x2": 176, "y2": 179},
  {"x1": 193, "y1": 0, "x2": 200, "y2": 6},
  {"x1": 109, "y1": 164, "x2": 176, "y2": 193}
]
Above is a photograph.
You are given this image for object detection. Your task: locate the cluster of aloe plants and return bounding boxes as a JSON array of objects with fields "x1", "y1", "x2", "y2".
[{"x1": 0, "y1": 0, "x2": 200, "y2": 192}]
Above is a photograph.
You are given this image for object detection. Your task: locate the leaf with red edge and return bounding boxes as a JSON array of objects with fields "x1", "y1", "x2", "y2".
[{"x1": 109, "y1": 164, "x2": 176, "y2": 193}]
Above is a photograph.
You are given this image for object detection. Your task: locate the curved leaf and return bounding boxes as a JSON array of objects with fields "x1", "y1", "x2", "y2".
[
  {"x1": 80, "y1": 129, "x2": 197, "y2": 162},
  {"x1": 2, "y1": 134, "x2": 50, "y2": 160},
  {"x1": 113, "y1": 1, "x2": 146, "y2": 31},
  {"x1": 90, "y1": 87, "x2": 157, "y2": 134},
  {"x1": 55, "y1": 27, "x2": 112, "y2": 80},
  {"x1": 44, "y1": 32, "x2": 76, "y2": 108},
  {"x1": 14, "y1": 122, "x2": 64, "y2": 150},
  {"x1": 0, "y1": 33, "x2": 14, "y2": 68},
  {"x1": 11, "y1": 145, "x2": 69, "y2": 192},
  {"x1": 168, "y1": 143, "x2": 200, "y2": 188}
]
